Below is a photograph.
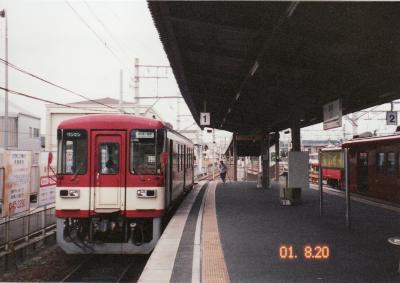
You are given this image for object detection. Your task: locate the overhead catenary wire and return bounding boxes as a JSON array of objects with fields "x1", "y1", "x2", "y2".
[
  {"x1": 83, "y1": 1, "x2": 136, "y2": 67},
  {"x1": 0, "y1": 86, "x2": 117, "y2": 113},
  {"x1": 106, "y1": 2, "x2": 158, "y2": 54},
  {"x1": 64, "y1": 0, "x2": 134, "y2": 77},
  {"x1": 0, "y1": 58, "x2": 123, "y2": 112}
]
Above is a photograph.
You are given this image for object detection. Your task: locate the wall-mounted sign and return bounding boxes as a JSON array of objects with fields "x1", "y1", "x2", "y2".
[
  {"x1": 323, "y1": 99, "x2": 342, "y2": 130},
  {"x1": 200, "y1": 112, "x2": 210, "y2": 126},
  {"x1": 386, "y1": 111, "x2": 398, "y2": 125}
]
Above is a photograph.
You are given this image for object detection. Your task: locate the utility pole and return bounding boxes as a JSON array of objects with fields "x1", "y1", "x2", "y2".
[
  {"x1": 133, "y1": 58, "x2": 139, "y2": 103},
  {"x1": 1, "y1": 9, "x2": 8, "y2": 149},
  {"x1": 119, "y1": 69, "x2": 123, "y2": 112},
  {"x1": 176, "y1": 98, "x2": 180, "y2": 131}
]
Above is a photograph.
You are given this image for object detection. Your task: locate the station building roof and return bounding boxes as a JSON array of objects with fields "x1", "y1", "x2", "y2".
[{"x1": 149, "y1": 2, "x2": 400, "y2": 136}]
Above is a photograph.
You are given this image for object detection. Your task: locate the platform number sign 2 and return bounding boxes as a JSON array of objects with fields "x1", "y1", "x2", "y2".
[
  {"x1": 386, "y1": 111, "x2": 398, "y2": 125},
  {"x1": 200, "y1": 112, "x2": 210, "y2": 126}
]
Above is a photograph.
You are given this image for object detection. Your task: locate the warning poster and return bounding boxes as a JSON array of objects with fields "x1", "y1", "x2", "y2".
[{"x1": 3, "y1": 151, "x2": 31, "y2": 217}]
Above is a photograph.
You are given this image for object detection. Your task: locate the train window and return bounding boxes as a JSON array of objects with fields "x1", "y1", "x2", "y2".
[
  {"x1": 387, "y1": 152, "x2": 396, "y2": 175},
  {"x1": 98, "y1": 143, "x2": 119, "y2": 174},
  {"x1": 376, "y1": 153, "x2": 385, "y2": 175},
  {"x1": 358, "y1": 152, "x2": 368, "y2": 167},
  {"x1": 398, "y1": 153, "x2": 400, "y2": 174},
  {"x1": 58, "y1": 129, "x2": 87, "y2": 175},
  {"x1": 177, "y1": 144, "x2": 180, "y2": 172},
  {"x1": 130, "y1": 129, "x2": 163, "y2": 175}
]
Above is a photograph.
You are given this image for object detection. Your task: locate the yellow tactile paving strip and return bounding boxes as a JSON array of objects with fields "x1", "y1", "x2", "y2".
[{"x1": 202, "y1": 182, "x2": 231, "y2": 283}]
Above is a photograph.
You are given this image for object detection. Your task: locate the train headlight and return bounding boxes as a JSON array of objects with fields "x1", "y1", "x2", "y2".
[
  {"x1": 137, "y1": 189, "x2": 157, "y2": 198},
  {"x1": 69, "y1": 190, "x2": 80, "y2": 197},
  {"x1": 60, "y1": 189, "x2": 80, "y2": 198}
]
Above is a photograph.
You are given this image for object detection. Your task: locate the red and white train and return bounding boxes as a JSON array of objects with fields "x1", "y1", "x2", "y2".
[{"x1": 55, "y1": 114, "x2": 194, "y2": 254}]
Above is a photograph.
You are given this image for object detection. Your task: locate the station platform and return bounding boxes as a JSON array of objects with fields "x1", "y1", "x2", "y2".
[{"x1": 138, "y1": 180, "x2": 400, "y2": 283}]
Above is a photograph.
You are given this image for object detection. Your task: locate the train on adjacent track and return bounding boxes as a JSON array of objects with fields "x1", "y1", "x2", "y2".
[
  {"x1": 309, "y1": 148, "x2": 343, "y2": 189},
  {"x1": 310, "y1": 133, "x2": 400, "y2": 203},
  {"x1": 55, "y1": 114, "x2": 194, "y2": 254}
]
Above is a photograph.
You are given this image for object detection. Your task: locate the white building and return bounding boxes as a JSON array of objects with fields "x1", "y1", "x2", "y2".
[
  {"x1": 0, "y1": 112, "x2": 42, "y2": 152},
  {"x1": 45, "y1": 97, "x2": 162, "y2": 152}
]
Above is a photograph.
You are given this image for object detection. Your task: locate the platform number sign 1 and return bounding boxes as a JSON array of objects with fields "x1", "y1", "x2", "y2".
[
  {"x1": 200, "y1": 112, "x2": 210, "y2": 126},
  {"x1": 386, "y1": 111, "x2": 398, "y2": 125}
]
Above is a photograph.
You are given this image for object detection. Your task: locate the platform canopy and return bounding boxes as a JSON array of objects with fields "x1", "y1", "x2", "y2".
[{"x1": 149, "y1": 2, "x2": 400, "y2": 135}]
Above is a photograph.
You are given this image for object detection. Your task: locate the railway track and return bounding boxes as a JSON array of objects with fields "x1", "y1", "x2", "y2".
[{"x1": 61, "y1": 254, "x2": 149, "y2": 283}]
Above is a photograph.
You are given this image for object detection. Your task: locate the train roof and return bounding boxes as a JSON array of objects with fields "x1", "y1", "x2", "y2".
[
  {"x1": 321, "y1": 146, "x2": 342, "y2": 152},
  {"x1": 58, "y1": 114, "x2": 165, "y2": 130},
  {"x1": 342, "y1": 133, "x2": 400, "y2": 147}
]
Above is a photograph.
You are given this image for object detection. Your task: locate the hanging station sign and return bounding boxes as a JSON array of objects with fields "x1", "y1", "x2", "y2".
[{"x1": 323, "y1": 99, "x2": 342, "y2": 130}]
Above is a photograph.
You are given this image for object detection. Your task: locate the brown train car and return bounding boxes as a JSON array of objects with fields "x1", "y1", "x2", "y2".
[{"x1": 342, "y1": 134, "x2": 400, "y2": 203}]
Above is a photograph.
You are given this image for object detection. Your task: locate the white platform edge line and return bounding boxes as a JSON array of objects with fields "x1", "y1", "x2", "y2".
[
  {"x1": 191, "y1": 182, "x2": 209, "y2": 283},
  {"x1": 138, "y1": 181, "x2": 206, "y2": 283},
  {"x1": 309, "y1": 184, "x2": 400, "y2": 213}
]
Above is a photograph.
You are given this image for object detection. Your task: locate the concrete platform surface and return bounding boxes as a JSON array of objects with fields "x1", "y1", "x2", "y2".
[{"x1": 216, "y1": 182, "x2": 400, "y2": 283}]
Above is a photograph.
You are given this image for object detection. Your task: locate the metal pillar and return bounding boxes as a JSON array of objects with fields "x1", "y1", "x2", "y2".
[
  {"x1": 291, "y1": 124, "x2": 301, "y2": 151},
  {"x1": 233, "y1": 133, "x2": 238, "y2": 181},
  {"x1": 344, "y1": 148, "x2": 351, "y2": 231},
  {"x1": 262, "y1": 133, "x2": 270, "y2": 189},
  {"x1": 275, "y1": 132, "x2": 280, "y2": 181}
]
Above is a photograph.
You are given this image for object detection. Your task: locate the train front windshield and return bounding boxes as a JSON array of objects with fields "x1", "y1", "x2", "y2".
[
  {"x1": 57, "y1": 129, "x2": 88, "y2": 175},
  {"x1": 130, "y1": 129, "x2": 164, "y2": 175}
]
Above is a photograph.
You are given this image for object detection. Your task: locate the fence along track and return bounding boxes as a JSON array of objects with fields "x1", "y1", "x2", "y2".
[{"x1": 0, "y1": 206, "x2": 56, "y2": 257}]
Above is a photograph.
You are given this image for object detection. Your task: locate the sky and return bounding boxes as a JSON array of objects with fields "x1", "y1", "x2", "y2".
[
  {"x1": 0, "y1": 0, "x2": 398, "y2": 149},
  {"x1": 0, "y1": 0, "x2": 233, "y2": 145}
]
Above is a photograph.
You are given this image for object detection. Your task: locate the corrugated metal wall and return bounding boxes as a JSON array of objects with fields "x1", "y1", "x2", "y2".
[{"x1": 0, "y1": 117, "x2": 18, "y2": 147}]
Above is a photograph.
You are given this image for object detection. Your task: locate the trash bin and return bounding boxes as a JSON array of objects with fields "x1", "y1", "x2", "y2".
[{"x1": 280, "y1": 187, "x2": 302, "y2": 205}]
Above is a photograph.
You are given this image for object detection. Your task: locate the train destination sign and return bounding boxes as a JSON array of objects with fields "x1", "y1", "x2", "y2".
[
  {"x1": 323, "y1": 99, "x2": 342, "y2": 130},
  {"x1": 135, "y1": 131, "x2": 155, "y2": 139}
]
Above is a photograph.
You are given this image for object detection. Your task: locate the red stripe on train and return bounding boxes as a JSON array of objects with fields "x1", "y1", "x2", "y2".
[{"x1": 56, "y1": 209, "x2": 165, "y2": 218}]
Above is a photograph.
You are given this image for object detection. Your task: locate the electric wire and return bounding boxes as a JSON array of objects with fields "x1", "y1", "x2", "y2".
[
  {"x1": 106, "y1": 2, "x2": 157, "y2": 54},
  {"x1": 64, "y1": 0, "x2": 134, "y2": 77},
  {"x1": 0, "y1": 58, "x2": 123, "y2": 112},
  {"x1": 83, "y1": 1, "x2": 136, "y2": 67},
  {"x1": 0, "y1": 86, "x2": 117, "y2": 113}
]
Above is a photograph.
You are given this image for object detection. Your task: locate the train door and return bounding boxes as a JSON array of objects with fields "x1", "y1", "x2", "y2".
[
  {"x1": 357, "y1": 152, "x2": 369, "y2": 192},
  {"x1": 91, "y1": 131, "x2": 126, "y2": 213},
  {"x1": 167, "y1": 139, "x2": 173, "y2": 207}
]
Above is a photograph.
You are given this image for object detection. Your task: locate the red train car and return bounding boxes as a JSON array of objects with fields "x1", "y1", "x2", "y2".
[
  {"x1": 55, "y1": 115, "x2": 194, "y2": 254},
  {"x1": 343, "y1": 134, "x2": 400, "y2": 203}
]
